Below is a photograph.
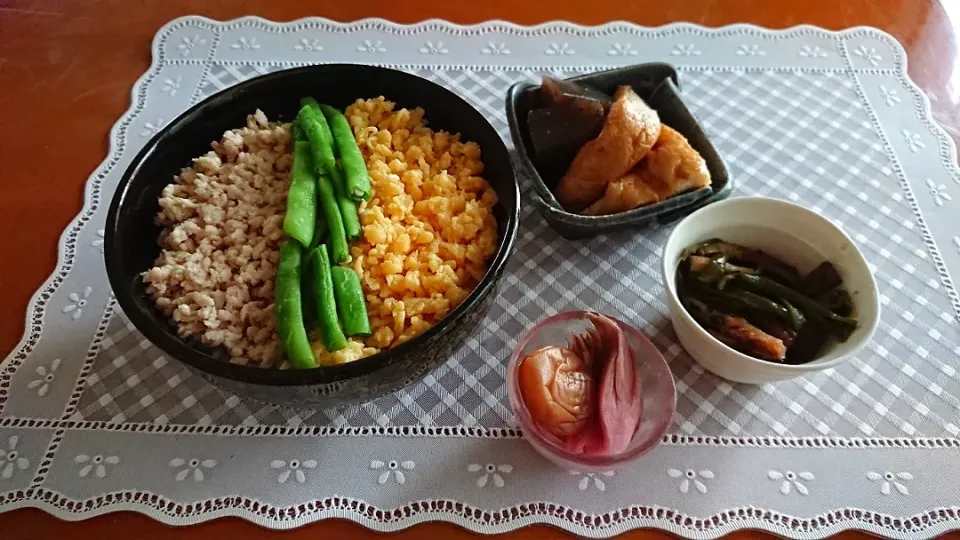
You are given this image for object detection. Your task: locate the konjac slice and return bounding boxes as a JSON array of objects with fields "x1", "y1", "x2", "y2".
[
  {"x1": 518, "y1": 346, "x2": 595, "y2": 439},
  {"x1": 527, "y1": 78, "x2": 612, "y2": 187},
  {"x1": 540, "y1": 77, "x2": 612, "y2": 112}
]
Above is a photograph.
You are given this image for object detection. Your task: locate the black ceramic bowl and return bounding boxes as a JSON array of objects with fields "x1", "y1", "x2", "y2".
[
  {"x1": 105, "y1": 64, "x2": 520, "y2": 408},
  {"x1": 506, "y1": 63, "x2": 732, "y2": 239}
]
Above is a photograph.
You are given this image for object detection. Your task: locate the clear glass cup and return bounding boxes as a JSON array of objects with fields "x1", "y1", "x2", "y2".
[{"x1": 507, "y1": 311, "x2": 676, "y2": 472}]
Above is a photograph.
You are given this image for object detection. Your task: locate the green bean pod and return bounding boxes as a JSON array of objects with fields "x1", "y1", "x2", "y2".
[
  {"x1": 282, "y1": 141, "x2": 318, "y2": 247},
  {"x1": 307, "y1": 212, "x2": 329, "y2": 253},
  {"x1": 316, "y1": 169, "x2": 349, "y2": 263},
  {"x1": 319, "y1": 103, "x2": 372, "y2": 201},
  {"x1": 296, "y1": 104, "x2": 338, "y2": 177},
  {"x1": 307, "y1": 246, "x2": 347, "y2": 352},
  {"x1": 292, "y1": 120, "x2": 307, "y2": 142},
  {"x1": 330, "y1": 166, "x2": 363, "y2": 241},
  {"x1": 275, "y1": 241, "x2": 318, "y2": 369},
  {"x1": 301, "y1": 97, "x2": 333, "y2": 140},
  {"x1": 331, "y1": 266, "x2": 372, "y2": 337},
  {"x1": 302, "y1": 98, "x2": 363, "y2": 238}
]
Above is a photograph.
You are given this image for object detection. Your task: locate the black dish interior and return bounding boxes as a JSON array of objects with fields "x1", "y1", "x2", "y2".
[{"x1": 105, "y1": 64, "x2": 519, "y2": 394}]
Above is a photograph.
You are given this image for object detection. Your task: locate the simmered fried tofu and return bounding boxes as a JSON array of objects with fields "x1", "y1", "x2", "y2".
[{"x1": 555, "y1": 86, "x2": 661, "y2": 212}]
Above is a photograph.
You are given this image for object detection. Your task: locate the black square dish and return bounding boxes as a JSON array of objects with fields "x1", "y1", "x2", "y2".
[{"x1": 506, "y1": 63, "x2": 733, "y2": 239}]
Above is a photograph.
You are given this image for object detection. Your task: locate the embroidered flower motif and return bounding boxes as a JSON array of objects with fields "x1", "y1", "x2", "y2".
[
  {"x1": 880, "y1": 85, "x2": 901, "y2": 106},
  {"x1": 0, "y1": 436, "x2": 30, "y2": 480},
  {"x1": 141, "y1": 119, "x2": 164, "y2": 138},
  {"x1": 91, "y1": 229, "x2": 105, "y2": 252},
  {"x1": 608, "y1": 43, "x2": 638, "y2": 56},
  {"x1": 570, "y1": 470, "x2": 614, "y2": 492},
  {"x1": 419, "y1": 40, "x2": 448, "y2": 55},
  {"x1": 468, "y1": 463, "x2": 513, "y2": 488},
  {"x1": 868, "y1": 471, "x2": 912, "y2": 495},
  {"x1": 230, "y1": 37, "x2": 260, "y2": 50},
  {"x1": 270, "y1": 459, "x2": 317, "y2": 484},
  {"x1": 170, "y1": 457, "x2": 218, "y2": 482},
  {"x1": 854, "y1": 45, "x2": 882, "y2": 67},
  {"x1": 736, "y1": 44, "x2": 765, "y2": 56},
  {"x1": 545, "y1": 42, "x2": 574, "y2": 56},
  {"x1": 671, "y1": 44, "x2": 700, "y2": 56},
  {"x1": 74, "y1": 454, "x2": 119, "y2": 478},
  {"x1": 926, "y1": 179, "x2": 952, "y2": 206},
  {"x1": 799, "y1": 45, "x2": 828, "y2": 58},
  {"x1": 356, "y1": 39, "x2": 386, "y2": 53},
  {"x1": 371, "y1": 460, "x2": 414, "y2": 485},
  {"x1": 177, "y1": 35, "x2": 206, "y2": 57},
  {"x1": 161, "y1": 76, "x2": 182, "y2": 96},
  {"x1": 903, "y1": 130, "x2": 925, "y2": 152},
  {"x1": 481, "y1": 42, "x2": 510, "y2": 55},
  {"x1": 63, "y1": 286, "x2": 92, "y2": 320},
  {"x1": 294, "y1": 38, "x2": 323, "y2": 52},
  {"x1": 668, "y1": 468, "x2": 714, "y2": 494},
  {"x1": 768, "y1": 470, "x2": 814, "y2": 495},
  {"x1": 27, "y1": 359, "x2": 61, "y2": 397}
]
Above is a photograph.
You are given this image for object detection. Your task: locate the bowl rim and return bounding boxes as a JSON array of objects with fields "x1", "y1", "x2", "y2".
[
  {"x1": 104, "y1": 63, "x2": 521, "y2": 386},
  {"x1": 660, "y1": 196, "x2": 881, "y2": 373},
  {"x1": 506, "y1": 311, "x2": 677, "y2": 469}
]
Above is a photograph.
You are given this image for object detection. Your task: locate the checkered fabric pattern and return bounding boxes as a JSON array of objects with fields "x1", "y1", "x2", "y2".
[{"x1": 72, "y1": 65, "x2": 960, "y2": 437}]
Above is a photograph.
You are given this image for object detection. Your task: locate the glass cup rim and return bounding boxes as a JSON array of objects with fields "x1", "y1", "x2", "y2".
[{"x1": 506, "y1": 310, "x2": 677, "y2": 468}]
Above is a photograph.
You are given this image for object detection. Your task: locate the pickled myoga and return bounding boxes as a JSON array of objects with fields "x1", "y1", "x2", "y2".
[{"x1": 518, "y1": 313, "x2": 642, "y2": 456}]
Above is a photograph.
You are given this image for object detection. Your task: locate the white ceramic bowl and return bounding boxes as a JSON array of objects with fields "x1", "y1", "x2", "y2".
[{"x1": 661, "y1": 197, "x2": 880, "y2": 383}]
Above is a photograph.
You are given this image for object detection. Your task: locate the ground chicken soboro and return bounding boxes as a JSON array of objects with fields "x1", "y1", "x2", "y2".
[
  {"x1": 346, "y1": 97, "x2": 499, "y2": 350},
  {"x1": 143, "y1": 111, "x2": 291, "y2": 366}
]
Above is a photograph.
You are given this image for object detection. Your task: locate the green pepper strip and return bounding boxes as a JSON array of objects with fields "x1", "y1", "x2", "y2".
[{"x1": 729, "y1": 274, "x2": 857, "y2": 341}]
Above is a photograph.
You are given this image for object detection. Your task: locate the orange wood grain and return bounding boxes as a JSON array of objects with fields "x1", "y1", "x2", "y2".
[{"x1": 1, "y1": 0, "x2": 959, "y2": 537}]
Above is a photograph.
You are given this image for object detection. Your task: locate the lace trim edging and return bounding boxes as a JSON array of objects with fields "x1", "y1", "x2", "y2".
[
  {"x1": 1, "y1": 416, "x2": 959, "y2": 448},
  {"x1": 0, "y1": 488, "x2": 958, "y2": 538}
]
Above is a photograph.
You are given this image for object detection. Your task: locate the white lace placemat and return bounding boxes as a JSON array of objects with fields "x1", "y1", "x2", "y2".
[{"x1": 2, "y1": 17, "x2": 960, "y2": 539}]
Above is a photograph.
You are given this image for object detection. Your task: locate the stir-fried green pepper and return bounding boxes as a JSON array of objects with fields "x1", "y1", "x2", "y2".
[
  {"x1": 689, "y1": 255, "x2": 756, "y2": 284},
  {"x1": 689, "y1": 283, "x2": 802, "y2": 331},
  {"x1": 778, "y1": 297, "x2": 806, "y2": 331},
  {"x1": 687, "y1": 239, "x2": 800, "y2": 286},
  {"x1": 727, "y1": 273, "x2": 857, "y2": 341},
  {"x1": 678, "y1": 238, "x2": 859, "y2": 364},
  {"x1": 817, "y1": 287, "x2": 854, "y2": 317}
]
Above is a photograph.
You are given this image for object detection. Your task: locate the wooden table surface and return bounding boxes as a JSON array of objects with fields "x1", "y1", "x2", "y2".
[{"x1": 1, "y1": 0, "x2": 958, "y2": 538}]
